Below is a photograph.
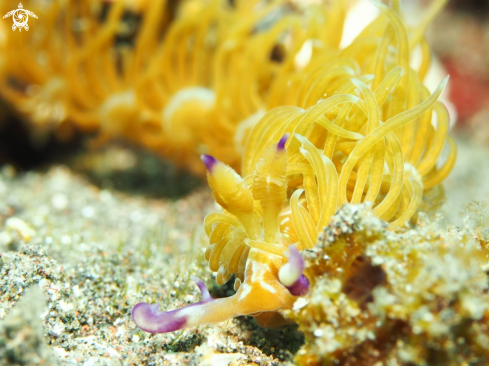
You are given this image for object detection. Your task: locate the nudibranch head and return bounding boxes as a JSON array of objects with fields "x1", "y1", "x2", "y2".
[{"x1": 132, "y1": 134, "x2": 313, "y2": 334}]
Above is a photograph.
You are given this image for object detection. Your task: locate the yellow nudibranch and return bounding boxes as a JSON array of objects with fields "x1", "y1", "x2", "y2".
[
  {"x1": 133, "y1": 0, "x2": 457, "y2": 333},
  {"x1": 0, "y1": 0, "x2": 455, "y2": 334}
]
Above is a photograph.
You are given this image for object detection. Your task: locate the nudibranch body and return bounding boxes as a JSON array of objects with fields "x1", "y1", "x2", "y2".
[
  {"x1": 132, "y1": 136, "x2": 312, "y2": 332},
  {"x1": 133, "y1": 0, "x2": 456, "y2": 335}
]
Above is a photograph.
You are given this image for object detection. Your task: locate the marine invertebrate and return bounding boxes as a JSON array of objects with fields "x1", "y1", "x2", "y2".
[
  {"x1": 132, "y1": 0, "x2": 457, "y2": 335},
  {"x1": 0, "y1": 0, "x2": 70, "y2": 142}
]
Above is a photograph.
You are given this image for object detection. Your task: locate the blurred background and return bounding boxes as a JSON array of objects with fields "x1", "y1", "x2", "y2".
[{"x1": 0, "y1": 0, "x2": 488, "y2": 220}]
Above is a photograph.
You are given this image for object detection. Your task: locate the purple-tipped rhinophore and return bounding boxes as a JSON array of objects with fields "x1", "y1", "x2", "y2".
[
  {"x1": 277, "y1": 133, "x2": 290, "y2": 151},
  {"x1": 132, "y1": 276, "x2": 213, "y2": 334},
  {"x1": 286, "y1": 274, "x2": 310, "y2": 296},
  {"x1": 201, "y1": 154, "x2": 218, "y2": 173},
  {"x1": 278, "y1": 245, "x2": 310, "y2": 296}
]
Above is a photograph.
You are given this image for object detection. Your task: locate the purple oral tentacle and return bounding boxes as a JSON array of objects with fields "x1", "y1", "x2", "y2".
[
  {"x1": 201, "y1": 154, "x2": 218, "y2": 172},
  {"x1": 286, "y1": 274, "x2": 310, "y2": 296},
  {"x1": 278, "y1": 245, "x2": 310, "y2": 296},
  {"x1": 190, "y1": 275, "x2": 212, "y2": 302},
  {"x1": 277, "y1": 133, "x2": 290, "y2": 151},
  {"x1": 132, "y1": 276, "x2": 242, "y2": 334},
  {"x1": 132, "y1": 276, "x2": 212, "y2": 334},
  {"x1": 132, "y1": 302, "x2": 189, "y2": 334}
]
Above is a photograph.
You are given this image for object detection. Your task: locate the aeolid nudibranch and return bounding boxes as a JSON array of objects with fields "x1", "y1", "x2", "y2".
[{"x1": 132, "y1": 0, "x2": 456, "y2": 334}]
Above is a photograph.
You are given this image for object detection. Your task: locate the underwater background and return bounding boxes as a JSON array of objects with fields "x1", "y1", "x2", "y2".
[{"x1": 0, "y1": 0, "x2": 489, "y2": 365}]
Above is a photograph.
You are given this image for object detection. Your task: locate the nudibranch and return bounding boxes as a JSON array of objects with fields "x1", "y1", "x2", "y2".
[
  {"x1": 132, "y1": 0, "x2": 457, "y2": 333},
  {"x1": 132, "y1": 135, "x2": 312, "y2": 332}
]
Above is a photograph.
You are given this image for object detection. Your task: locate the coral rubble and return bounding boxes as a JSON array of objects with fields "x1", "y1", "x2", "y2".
[{"x1": 289, "y1": 203, "x2": 489, "y2": 365}]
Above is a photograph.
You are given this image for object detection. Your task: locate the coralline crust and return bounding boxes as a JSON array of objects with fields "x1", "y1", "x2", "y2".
[{"x1": 287, "y1": 203, "x2": 489, "y2": 366}]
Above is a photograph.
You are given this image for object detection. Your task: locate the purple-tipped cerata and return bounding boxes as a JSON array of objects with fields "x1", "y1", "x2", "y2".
[
  {"x1": 201, "y1": 154, "x2": 218, "y2": 172},
  {"x1": 132, "y1": 276, "x2": 213, "y2": 334},
  {"x1": 278, "y1": 245, "x2": 310, "y2": 296},
  {"x1": 277, "y1": 133, "x2": 290, "y2": 151}
]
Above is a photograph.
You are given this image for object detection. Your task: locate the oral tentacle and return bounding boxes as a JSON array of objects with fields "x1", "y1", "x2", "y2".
[
  {"x1": 279, "y1": 245, "x2": 310, "y2": 296},
  {"x1": 286, "y1": 274, "x2": 310, "y2": 296},
  {"x1": 132, "y1": 276, "x2": 240, "y2": 334}
]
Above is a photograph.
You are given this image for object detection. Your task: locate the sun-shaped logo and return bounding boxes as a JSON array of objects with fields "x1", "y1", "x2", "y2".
[{"x1": 3, "y1": 3, "x2": 38, "y2": 31}]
